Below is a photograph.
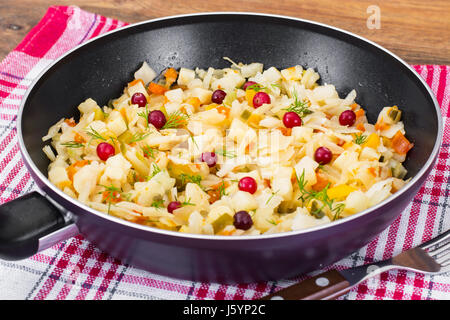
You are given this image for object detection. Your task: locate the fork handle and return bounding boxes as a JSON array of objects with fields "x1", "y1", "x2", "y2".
[{"x1": 260, "y1": 270, "x2": 351, "y2": 300}]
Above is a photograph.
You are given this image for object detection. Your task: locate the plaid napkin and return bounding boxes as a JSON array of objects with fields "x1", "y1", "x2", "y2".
[{"x1": 0, "y1": 5, "x2": 449, "y2": 300}]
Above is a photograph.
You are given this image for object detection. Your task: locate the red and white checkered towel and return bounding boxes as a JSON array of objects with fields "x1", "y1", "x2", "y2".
[{"x1": 0, "y1": 5, "x2": 449, "y2": 300}]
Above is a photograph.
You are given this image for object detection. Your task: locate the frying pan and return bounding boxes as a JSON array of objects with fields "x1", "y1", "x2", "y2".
[{"x1": 0, "y1": 13, "x2": 442, "y2": 284}]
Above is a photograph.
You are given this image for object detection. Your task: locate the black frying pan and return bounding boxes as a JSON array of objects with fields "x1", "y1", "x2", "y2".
[{"x1": 0, "y1": 13, "x2": 442, "y2": 285}]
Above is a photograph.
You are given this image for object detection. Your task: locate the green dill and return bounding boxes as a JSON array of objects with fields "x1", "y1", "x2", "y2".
[
  {"x1": 142, "y1": 145, "x2": 157, "y2": 159},
  {"x1": 86, "y1": 126, "x2": 106, "y2": 141},
  {"x1": 283, "y1": 90, "x2": 313, "y2": 117},
  {"x1": 215, "y1": 148, "x2": 237, "y2": 158},
  {"x1": 98, "y1": 184, "x2": 122, "y2": 214},
  {"x1": 266, "y1": 219, "x2": 278, "y2": 226},
  {"x1": 190, "y1": 134, "x2": 199, "y2": 150},
  {"x1": 162, "y1": 110, "x2": 189, "y2": 129},
  {"x1": 137, "y1": 106, "x2": 150, "y2": 128},
  {"x1": 218, "y1": 181, "x2": 228, "y2": 197},
  {"x1": 295, "y1": 169, "x2": 345, "y2": 219},
  {"x1": 150, "y1": 199, "x2": 164, "y2": 209},
  {"x1": 61, "y1": 141, "x2": 84, "y2": 148},
  {"x1": 129, "y1": 132, "x2": 150, "y2": 143},
  {"x1": 265, "y1": 189, "x2": 280, "y2": 205},
  {"x1": 354, "y1": 133, "x2": 368, "y2": 145},
  {"x1": 181, "y1": 198, "x2": 196, "y2": 207},
  {"x1": 148, "y1": 163, "x2": 161, "y2": 179},
  {"x1": 179, "y1": 173, "x2": 202, "y2": 186}
]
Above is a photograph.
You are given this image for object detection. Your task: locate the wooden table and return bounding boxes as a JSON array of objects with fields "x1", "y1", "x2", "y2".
[{"x1": 0, "y1": 0, "x2": 449, "y2": 65}]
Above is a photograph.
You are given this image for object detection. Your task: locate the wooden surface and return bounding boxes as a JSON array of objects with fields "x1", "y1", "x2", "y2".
[{"x1": 0, "y1": 0, "x2": 449, "y2": 65}]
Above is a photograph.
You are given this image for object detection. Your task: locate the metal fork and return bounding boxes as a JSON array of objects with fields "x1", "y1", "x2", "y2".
[{"x1": 260, "y1": 229, "x2": 450, "y2": 300}]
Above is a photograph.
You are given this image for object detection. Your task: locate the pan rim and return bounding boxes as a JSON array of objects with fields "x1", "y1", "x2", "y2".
[{"x1": 17, "y1": 11, "x2": 443, "y2": 241}]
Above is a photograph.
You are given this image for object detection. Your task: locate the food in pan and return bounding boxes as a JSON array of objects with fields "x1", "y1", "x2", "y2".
[{"x1": 42, "y1": 58, "x2": 414, "y2": 236}]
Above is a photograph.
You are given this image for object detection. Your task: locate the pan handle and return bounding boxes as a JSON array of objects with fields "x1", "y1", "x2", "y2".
[{"x1": 0, "y1": 191, "x2": 78, "y2": 260}]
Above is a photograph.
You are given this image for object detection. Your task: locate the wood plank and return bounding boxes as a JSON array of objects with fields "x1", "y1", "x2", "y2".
[{"x1": 0, "y1": 0, "x2": 449, "y2": 65}]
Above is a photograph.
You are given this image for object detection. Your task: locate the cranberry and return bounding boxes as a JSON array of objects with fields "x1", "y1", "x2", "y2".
[
  {"x1": 283, "y1": 112, "x2": 302, "y2": 128},
  {"x1": 314, "y1": 146, "x2": 333, "y2": 165},
  {"x1": 252, "y1": 92, "x2": 271, "y2": 108},
  {"x1": 167, "y1": 201, "x2": 181, "y2": 213},
  {"x1": 243, "y1": 81, "x2": 258, "y2": 91},
  {"x1": 148, "y1": 110, "x2": 166, "y2": 129},
  {"x1": 200, "y1": 152, "x2": 217, "y2": 167},
  {"x1": 211, "y1": 89, "x2": 226, "y2": 104},
  {"x1": 131, "y1": 92, "x2": 147, "y2": 108},
  {"x1": 233, "y1": 211, "x2": 253, "y2": 230},
  {"x1": 238, "y1": 176, "x2": 257, "y2": 194},
  {"x1": 339, "y1": 110, "x2": 356, "y2": 126},
  {"x1": 96, "y1": 142, "x2": 115, "y2": 161}
]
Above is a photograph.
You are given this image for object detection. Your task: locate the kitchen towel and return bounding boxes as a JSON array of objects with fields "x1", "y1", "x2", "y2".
[{"x1": 0, "y1": 5, "x2": 449, "y2": 300}]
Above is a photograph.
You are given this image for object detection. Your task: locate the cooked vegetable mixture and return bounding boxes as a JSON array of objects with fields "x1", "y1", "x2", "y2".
[{"x1": 43, "y1": 58, "x2": 414, "y2": 236}]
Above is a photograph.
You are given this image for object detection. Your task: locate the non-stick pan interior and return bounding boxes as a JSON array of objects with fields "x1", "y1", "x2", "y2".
[{"x1": 21, "y1": 14, "x2": 438, "y2": 178}]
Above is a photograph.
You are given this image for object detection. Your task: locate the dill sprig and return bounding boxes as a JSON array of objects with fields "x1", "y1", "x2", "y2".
[
  {"x1": 215, "y1": 148, "x2": 237, "y2": 158},
  {"x1": 218, "y1": 181, "x2": 228, "y2": 197},
  {"x1": 86, "y1": 126, "x2": 106, "y2": 141},
  {"x1": 265, "y1": 189, "x2": 280, "y2": 205},
  {"x1": 354, "y1": 133, "x2": 368, "y2": 145},
  {"x1": 181, "y1": 198, "x2": 195, "y2": 207},
  {"x1": 283, "y1": 91, "x2": 313, "y2": 117},
  {"x1": 148, "y1": 163, "x2": 161, "y2": 179},
  {"x1": 266, "y1": 218, "x2": 278, "y2": 226},
  {"x1": 162, "y1": 111, "x2": 189, "y2": 129},
  {"x1": 61, "y1": 141, "x2": 84, "y2": 148},
  {"x1": 137, "y1": 106, "x2": 150, "y2": 128},
  {"x1": 150, "y1": 199, "x2": 164, "y2": 209},
  {"x1": 98, "y1": 184, "x2": 122, "y2": 214},
  {"x1": 295, "y1": 169, "x2": 345, "y2": 220},
  {"x1": 129, "y1": 132, "x2": 150, "y2": 143},
  {"x1": 179, "y1": 173, "x2": 202, "y2": 187},
  {"x1": 142, "y1": 145, "x2": 157, "y2": 159}
]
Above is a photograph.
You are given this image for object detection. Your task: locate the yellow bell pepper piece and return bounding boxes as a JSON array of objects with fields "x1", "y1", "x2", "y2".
[
  {"x1": 327, "y1": 184, "x2": 357, "y2": 200},
  {"x1": 204, "y1": 103, "x2": 218, "y2": 111},
  {"x1": 362, "y1": 133, "x2": 380, "y2": 149},
  {"x1": 245, "y1": 89, "x2": 257, "y2": 107},
  {"x1": 247, "y1": 113, "x2": 262, "y2": 127}
]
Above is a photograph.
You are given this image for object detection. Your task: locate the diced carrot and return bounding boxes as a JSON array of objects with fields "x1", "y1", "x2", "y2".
[
  {"x1": 312, "y1": 171, "x2": 329, "y2": 191},
  {"x1": 164, "y1": 68, "x2": 178, "y2": 86},
  {"x1": 391, "y1": 131, "x2": 414, "y2": 155},
  {"x1": 355, "y1": 109, "x2": 365, "y2": 118},
  {"x1": 263, "y1": 179, "x2": 271, "y2": 188},
  {"x1": 277, "y1": 127, "x2": 292, "y2": 136},
  {"x1": 74, "y1": 132, "x2": 86, "y2": 143},
  {"x1": 66, "y1": 160, "x2": 90, "y2": 181},
  {"x1": 350, "y1": 103, "x2": 358, "y2": 110},
  {"x1": 356, "y1": 123, "x2": 365, "y2": 131},
  {"x1": 128, "y1": 79, "x2": 144, "y2": 87},
  {"x1": 216, "y1": 105, "x2": 230, "y2": 118},
  {"x1": 375, "y1": 120, "x2": 390, "y2": 131},
  {"x1": 368, "y1": 167, "x2": 378, "y2": 177},
  {"x1": 148, "y1": 82, "x2": 167, "y2": 95},
  {"x1": 102, "y1": 190, "x2": 122, "y2": 203},
  {"x1": 64, "y1": 118, "x2": 76, "y2": 127}
]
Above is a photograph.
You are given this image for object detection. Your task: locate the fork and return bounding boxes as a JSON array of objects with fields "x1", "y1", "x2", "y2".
[{"x1": 260, "y1": 229, "x2": 450, "y2": 300}]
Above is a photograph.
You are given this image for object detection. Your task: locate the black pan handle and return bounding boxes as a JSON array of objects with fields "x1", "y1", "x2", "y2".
[{"x1": 0, "y1": 191, "x2": 75, "y2": 260}]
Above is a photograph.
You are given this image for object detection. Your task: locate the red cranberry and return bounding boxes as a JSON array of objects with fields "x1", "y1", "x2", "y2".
[
  {"x1": 238, "y1": 176, "x2": 257, "y2": 194},
  {"x1": 283, "y1": 112, "x2": 302, "y2": 128},
  {"x1": 339, "y1": 110, "x2": 356, "y2": 126},
  {"x1": 131, "y1": 92, "x2": 147, "y2": 108},
  {"x1": 314, "y1": 146, "x2": 333, "y2": 165},
  {"x1": 167, "y1": 201, "x2": 181, "y2": 213},
  {"x1": 211, "y1": 89, "x2": 226, "y2": 104},
  {"x1": 243, "y1": 81, "x2": 258, "y2": 91},
  {"x1": 233, "y1": 211, "x2": 253, "y2": 230},
  {"x1": 200, "y1": 152, "x2": 217, "y2": 167},
  {"x1": 148, "y1": 110, "x2": 166, "y2": 129},
  {"x1": 96, "y1": 142, "x2": 115, "y2": 161},
  {"x1": 253, "y1": 92, "x2": 271, "y2": 108}
]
